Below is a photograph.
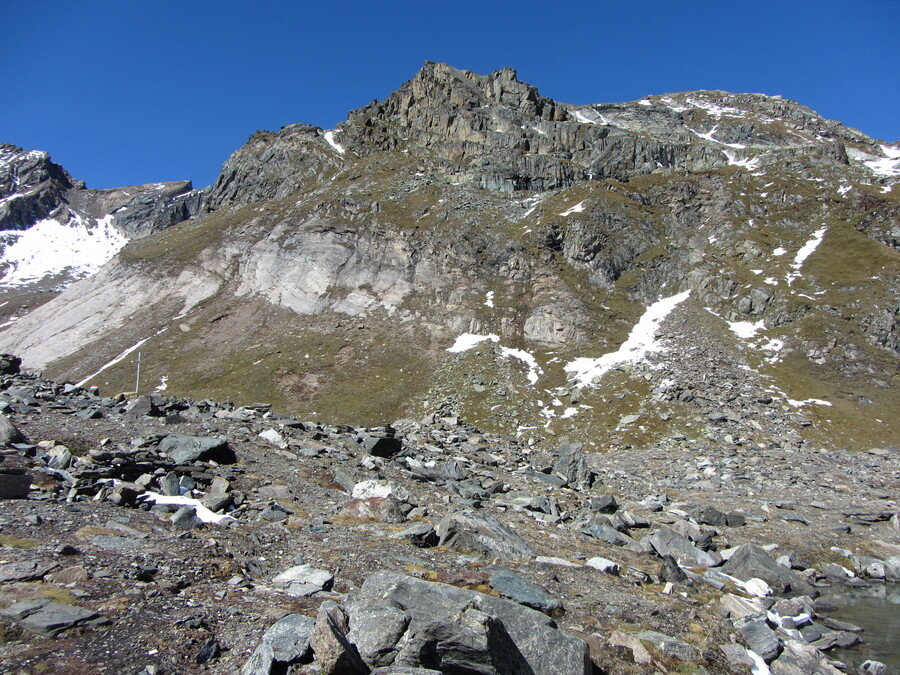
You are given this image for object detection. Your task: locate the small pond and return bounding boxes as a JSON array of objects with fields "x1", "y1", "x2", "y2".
[{"x1": 820, "y1": 584, "x2": 900, "y2": 671}]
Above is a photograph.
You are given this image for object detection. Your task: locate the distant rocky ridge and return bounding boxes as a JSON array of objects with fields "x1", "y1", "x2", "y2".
[
  {"x1": 0, "y1": 63, "x2": 897, "y2": 456},
  {"x1": 0, "y1": 143, "x2": 204, "y2": 293}
]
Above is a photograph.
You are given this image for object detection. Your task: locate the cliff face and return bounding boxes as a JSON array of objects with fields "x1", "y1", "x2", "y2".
[{"x1": 0, "y1": 63, "x2": 897, "y2": 452}]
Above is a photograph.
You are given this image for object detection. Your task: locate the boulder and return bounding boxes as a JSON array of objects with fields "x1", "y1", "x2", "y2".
[
  {"x1": 0, "y1": 598, "x2": 109, "y2": 637},
  {"x1": 647, "y1": 527, "x2": 722, "y2": 567},
  {"x1": 272, "y1": 564, "x2": 334, "y2": 597},
  {"x1": 241, "y1": 614, "x2": 315, "y2": 674},
  {"x1": 0, "y1": 471, "x2": 31, "y2": 498},
  {"x1": 344, "y1": 571, "x2": 591, "y2": 674},
  {"x1": 723, "y1": 544, "x2": 814, "y2": 596},
  {"x1": 341, "y1": 497, "x2": 406, "y2": 523},
  {"x1": 552, "y1": 441, "x2": 593, "y2": 489},
  {"x1": 0, "y1": 415, "x2": 25, "y2": 445},
  {"x1": 157, "y1": 435, "x2": 234, "y2": 464},
  {"x1": 311, "y1": 601, "x2": 369, "y2": 675},
  {"x1": 436, "y1": 511, "x2": 534, "y2": 560},
  {"x1": 488, "y1": 569, "x2": 561, "y2": 612}
]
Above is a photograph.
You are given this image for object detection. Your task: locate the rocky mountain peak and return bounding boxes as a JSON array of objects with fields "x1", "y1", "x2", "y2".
[{"x1": 0, "y1": 144, "x2": 79, "y2": 231}]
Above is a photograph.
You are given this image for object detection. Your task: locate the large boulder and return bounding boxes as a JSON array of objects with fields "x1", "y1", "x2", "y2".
[
  {"x1": 343, "y1": 571, "x2": 591, "y2": 674},
  {"x1": 157, "y1": 435, "x2": 235, "y2": 464},
  {"x1": 723, "y1": 544, "x2": 814, "y2": 597},
  {"x1": 647, "y1": 527, "x2": 722, "y2": 568},
  {"x1": 436, "y1": 511, "x2": 534, "y2": 560}
]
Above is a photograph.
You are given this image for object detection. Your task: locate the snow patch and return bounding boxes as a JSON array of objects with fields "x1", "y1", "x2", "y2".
[
  {"x1": 0, "y1": 214, "x2": 128, "y2": 288},
  {"x1": 564, "y1": 291, "x2": 690, "y2": 387},
  {"x1": 484, "y1": 291, "x2": 494, "y2": 308},
  {"x1": 140, "y1": 492, "x2": 235, "y2": 524},
  {"x1": 786, "y1": 227, "x2": 827, "y2": 286},
  {"x1": 447, "y1": 333, "x2": 499, "y2": 353},
  {"x1": 560, "y1": 201, "x2": 585, "y2": 216},
  {"x1": 447, "y1": 333, "x2": 542, "y2": 384},
  {"x1": 848, "y1": 145, "x2": 900, "y2": 177},
  {"x1": 728, "y1": 320, "x2": 765, "y2": 339},
  {"x1": 772, "y1": 247, "x2": 787, "y2": 256},
  {"x1": 786, "y1": 398, "x2": 832, "y2": 408},
  {"x1": 323, "y1": 130, "x2": 345, "y2": 155}
]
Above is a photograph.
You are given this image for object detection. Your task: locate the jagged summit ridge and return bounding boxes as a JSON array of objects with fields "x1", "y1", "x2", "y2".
[{"x1": 206, "y1": 62, "x2": 895, "y2": 208}]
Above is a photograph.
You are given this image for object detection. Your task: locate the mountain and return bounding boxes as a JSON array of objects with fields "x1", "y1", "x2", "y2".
[
  {"x1": 0, "y1": 62, "x2": 897, "y2": 454},
  {"x1": 0, "y1": 143, "x2": 204, "y2": 317}
]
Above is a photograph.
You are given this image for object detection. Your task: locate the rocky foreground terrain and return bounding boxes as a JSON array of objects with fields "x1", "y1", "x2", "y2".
[{"x1": 0, "y1": 352, "x2": 897, "y2": 674}]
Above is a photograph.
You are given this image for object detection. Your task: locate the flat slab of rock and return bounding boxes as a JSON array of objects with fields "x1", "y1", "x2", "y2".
[
  {"x1": 0, "y1": 598, "x2": 109, "y2": 637},
  {"x1": 0, "y1": 560, "x2": 57, "y2": 582},
  {"x1": 272, "y1": 564, "x2": 334, "y2": 597},
  {"x1": 488, "y1": 569, "x2": 561, "y2": 612}
]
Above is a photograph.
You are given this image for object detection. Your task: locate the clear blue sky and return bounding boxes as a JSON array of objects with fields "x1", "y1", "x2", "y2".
[{"x1": 4, "y1": 0, "x2": 898, "y2": 190}]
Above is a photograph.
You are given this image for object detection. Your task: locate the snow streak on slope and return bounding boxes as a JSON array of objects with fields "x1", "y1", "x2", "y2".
[
  {"x1": 786, "y1": 227, "x2": 827, "y2": 286},
  {"x1": 565, "y1": 291, "x2": 691, "y2": 387},
  {"x1": 447, "y1": 333, "x2": 542, "y2": 384},
  {"x1": 0, "y1": 214, "x2": 127, "y2": 288},
  {"x1": 323, "y1": 131, "x2": 346, "y2": 155}
]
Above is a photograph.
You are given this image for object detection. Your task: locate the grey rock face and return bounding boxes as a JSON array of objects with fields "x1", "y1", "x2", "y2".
[
  {"x1": 488, "y1": 569, "x2": 561, "y2": 612},
  {"x1": 722, "y1": 544, "x2": 813, "y2": 597},
  {"x1": 241, "y1": 613, "x2": 315, "y2": 674},
  {"x1": 206, "y1": 123, "x2": 344, "y2": 210},
  {"x1": 344, "y1": 571, "x2": 591, "y2": 674},
  {"x1": 552, "y1": 441, "x2": 593, "y2": 489},
  {"x1": 647, "y1": 526, "x2": 722, "y2": 568},
  {"x1": 436, "y1": 510, "x2": 534, "y2": 559},
  {"x1": 157, "y1": 435, "x2": 234, "y2": 464},
  {"x1": 0, "y1": 597, "x2": 109, "y2": 637}
]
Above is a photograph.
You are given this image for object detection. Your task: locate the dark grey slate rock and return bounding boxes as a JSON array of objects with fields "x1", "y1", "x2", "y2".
[
  {"x1": 125, "y1": 396, "x2": 163, "y2": 417},
  {"x1": 647, "y1": 526, "x2": 722, "y2": 567},
  {"x1": 722, "y1": 544, "x2": 813, "y2": 596},
  {"x1": 0, "y1": 560, "x2": 57, "y2": 582},
  {"x1": 159, "y1": 471, "x2": 181, "y2": 496},
  {"x1": 0, "y1": 471, "x2": 31, "y2": 498},
  {"x1": 588, "y1": 495, "x2": 618, "y2": 514},
  {"x1": 344, "y1": 571, "x2": 591, "y2": 675},
  {"x1": 436, "y1": 511, "x2": 534, "y2": 560},
  {"x1": 552, "y1": 441, "x2": 593, "y2": 489},
  {"x1": 359, "y1": 435, "x2": 402, "y2": 458},
  {"x1": 170, "y1": 506, "x2": 203, "y2": 529},
  {"x1": 0, "y1": 598, "x2": 109, "y2": 637},
  {"x1": 738, "y1": 617, "x2": 782, "y2": 663},
  {"x1": 195, "y1": 638, "x2": 222, "y2": 664},
  {"x1": 392, "y1": 521, "x2": 438, "y2": 548},
  {"x1": 158, "y1": 435, "x2": 234, "y2": 464},
  {"x1": 658, "y1": 554, "x2": 689, "y2": 583},
  {"x1": 488, "y1": 569, "x2": 561, "y2": 612},
  {"x1": 0, "y1": 415, "x2": 25, "y2": 445},
  {"x1": 581, "y1": 524, "x2": 632, "y2": 547}
]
